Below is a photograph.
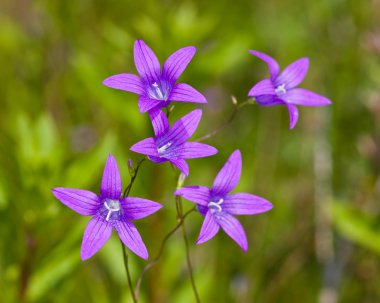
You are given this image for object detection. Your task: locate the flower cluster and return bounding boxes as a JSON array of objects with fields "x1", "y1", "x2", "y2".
[{"x1": 52, "y1": 39, "x2": 331, "y2": 260}]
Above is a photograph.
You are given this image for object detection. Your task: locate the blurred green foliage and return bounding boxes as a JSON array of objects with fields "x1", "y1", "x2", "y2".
[{"x1": 0, "y1": 0, "x2": 379, "y2": 302}]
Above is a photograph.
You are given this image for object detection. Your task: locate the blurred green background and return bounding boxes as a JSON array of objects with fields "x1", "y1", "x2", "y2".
[{"x1": 1, "y1": 0, "x2": 379, "y2": 302}]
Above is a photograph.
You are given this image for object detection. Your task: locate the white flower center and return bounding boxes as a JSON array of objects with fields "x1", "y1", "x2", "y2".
[
  {"x1": 147, "y1": 81, "x2": 171, "y2": 101},
  {"x1": 208, "y1": 198, "x2": 224, "y2": 214},
  {"x1": 157, "y1": 142, "x2": 172, "y2": 155},
  {"x1": 104, "y1": 199, "x2": 121, "y2": 221},
  {"x1": 275, "y1": 83, "x2": 287, "y2": 95}
]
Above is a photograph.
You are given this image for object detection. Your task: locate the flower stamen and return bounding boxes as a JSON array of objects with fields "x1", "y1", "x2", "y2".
[{"x1": 104, "y1": 199, "x2": 121, "y2": 221}]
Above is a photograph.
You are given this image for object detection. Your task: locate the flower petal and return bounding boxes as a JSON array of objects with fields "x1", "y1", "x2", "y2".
[
  {"x1": 223, "y1": 193, "x2": 273, "y2": 215},
  {"x1": 115, "y1": 219, "x2": 148, "y2": 259},
  {"x1": 52, "y1": 188, "x2": 100, "y2": 216},
  {"x1": 134, "y1": 40, "x2": 160, "y2": 82},
  {"x1": 249, "y1": 50, "x2": 280, "y2": 80},
  {"x1": 148, "y1": 155, "x2": 166, "y2": 163},
  {"x1": 181, "y1": 142, "x2": 218, "y2": 159},
  {"x1": 169, "y1": 158, "x2": 189, "y2": 176},
  {"x1": 276, "y1": 57, "x2": 309, "y2": 89},
  {"x1": 211, "y1": 149, "x2": 242, "y2": 197},
  {"x1": 248, "y1": 79, "x2": 276, "y2": 97},
  {"x1": 169, "y1": 83, "x2": 207, "y2": 104},
  {"x1": 282, "y1": 88, "x2": 332, "y2": 106},
  {"x1": 101, "y1": 154, "x2": 122, "y2": 199},
  {"x1": 121, "y1": 197, "x2": 162, "y2": 220},
  {"x1": 196, "y1": 211, "x2": 220, "y2": 244},
  {"x1": 138, "y1": 96, "x2": 163, "y2": 113},
  {"x1": 130, "y1": 137, "x2": 159, "y2": 157},
  {"x1": 165, "y1": 109, "x2": 202, "y2": 145},
  {"x1": 102, "y1": 73, "x2": 144, "y2": 94},
  {"x1": 287, "y1": 104, "x2": 299, "y2": 130},
  {"x1": 81, "y1": 215, "x2": 113, "y2": 260},
  {"x1": 255, "y1": 95, "x2": 283, "y2": 106},
  {"x1": 149, "y1": 108, "x2": 169, "y2": 137},
  {"x1": 174, "y1": 186, "x2": 210, "y2": 206},
  {"x1": 216, "y1": 212, "x2": 248, "y2": 252},
  {"x1": 163, "y1": 46, "x2": 196, "y2": 82}
]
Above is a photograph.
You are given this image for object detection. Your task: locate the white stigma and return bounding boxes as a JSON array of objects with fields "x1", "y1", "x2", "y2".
[
  {"x1": 104, "y1": 199, "x2": 121, "y2": 221},
  {"x1": 158, "y1": 142, "x2": 172, "y2": 155},
  {"x1": 152, "y1": 82, "x2": 165, "y2": 100},
  {"x1": 208, "y1": 198, "x2": 224, "y2": 214},
  {"x1": 275, "y1": 83, "x2": 287, "y2": 95}
]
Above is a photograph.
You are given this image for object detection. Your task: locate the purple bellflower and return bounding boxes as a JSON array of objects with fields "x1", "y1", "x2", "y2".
[
  {"x1": 103, "y1": 40, "x2": 207, "y2": 113},
  {"x1": 175, "y1": 150, "x2": 272, "y2": 251},
  {"x1": 130, "y1": 108, "x2": 217, "y2": 176},
  {"x1": 52, "y1": 154, "x2": 162, "y2": 260},
  {"x1": 248, "y1": 50, "x2": 332, "y2": 129}
]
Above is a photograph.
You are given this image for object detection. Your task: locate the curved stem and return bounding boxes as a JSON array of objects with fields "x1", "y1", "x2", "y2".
[
  {"x1": 195, "y1": 98, "x2": 254, "y2": 142},
  {"x1": 120, "y1": 240, "x2": 138, "y2": 303},
  {"x1": 123, "y1": 157, "x2": 146, "y2": 198},
  {"x1": 134, "y1": 207, "x2": 195, "y2": 298}
]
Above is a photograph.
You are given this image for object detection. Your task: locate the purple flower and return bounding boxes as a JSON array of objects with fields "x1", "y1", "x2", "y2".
[
  {"x1": 103, "y1": 39, "x2": 207, "y2": 113},
  {"x1": 175, "y1": 150, "x2": 272, "y2": 251},
  {"x1": 52, "y1": 154, "x2": 162, "y2": 260},
  {"x1": 248, "y1": 50, "x2": 332, "y2": 129},
  {"x1": 130, "y1": 108, "x2": 217, "y2": 176}
]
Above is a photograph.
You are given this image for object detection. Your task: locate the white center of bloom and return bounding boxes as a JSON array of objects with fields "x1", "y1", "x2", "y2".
[
  {"x1": 157, "y1": 142, "x2": 172, "y2": 155},
  {"x1": 147, "y1": 81, "x2": 171, "y2": 101},
  {"x1": 275, "y1": 83, "x2": 287, "y2": 95},
  {"x1": 208, "y1": 198, "x2": 224, "y2": 214},
  {"x1": 104, "y1": 199, "x2": 121, "y2": 221}
]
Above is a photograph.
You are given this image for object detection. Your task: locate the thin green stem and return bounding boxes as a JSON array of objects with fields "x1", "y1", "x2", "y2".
[
  {"x1": 120, "y1": 240, "x2": 138, "y2": 303},
  {"x1": 123, "y1": 157, "x2": 146, "y2": 198}
]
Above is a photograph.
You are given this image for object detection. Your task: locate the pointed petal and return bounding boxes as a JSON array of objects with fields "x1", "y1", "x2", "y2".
[
  {"x1": 163, "y1": 46, "x2": 196, "y2": 82},
  {"x1": 249, "y1": 50, "x2": 280, "y2": 80},
  {"x1": 216, "y1": 212, "x2": 248, "y2": 252},
  {"x1": 102, "y1": 73, "x2": 144, "y2": 94},
  {"x1": 181, "y1": 142, "x2": 218, "y2": 159},
  {"x1": 121, "y1": 197, "x2": 162, "y2": 220},
  {"x1": 282, "y1": 88, "x2": 332, "y2": 106},
  {"x1": 174, "y1": 186, "x2": 210, "y2": 206},
  {"x1": 115, "y1": 219, "x2": 148, "y2": 259},
  {"x1": 101, "y1": 154, "x2": 122, "y2": 199},
  {"x1": 134, "y1": 40, "x2": 160, "y2": 82},
  {"x1": 130, "y1": 137, "x2": 159, "y2": 157},
  {"x1": 212, "y1": 150, "x2": 242, "y2": 197},
  {"x1": 276, "y1": 58, "x2": 309, "y2": 89},
  {"x1": 81, "y1": 215, "x2": 113, "y2": 260},
  {"x1": 223, "y1": 193, "x2": 273, "y2": 215},
  {"x1": 138, "y1": 96, "x2": 163, "y2": 113},
  {"x1": 149, "y1": 108, "x2": 169, "y2": 137},
  {"x1": 287, "y1": 104, "x2": 299, "y2": 130},
  {"x1": 196, "y1": 211, "x2": 220, "y2": 244},
  {"x1": 52, "y1": 188, "x2": 100, "y2": 216},
  {"x1": 169, "y1": 158, "x2": 189, "y2": 176},
  {"x1": 165, "y1": 109, "x2": 202, "y2": 145},
  {"x1": 248, "y1": 79, "x2": 276, "y2": 97},
  {"x1": 169, "y1": 83, "x2": 207, "y2": 104}
]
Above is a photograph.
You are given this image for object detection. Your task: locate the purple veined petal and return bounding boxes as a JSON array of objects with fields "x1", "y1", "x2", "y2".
[
  {"x1": 181, "y1": 142, "x2": 218, "y2": 159},
  {"x1": 149, "y1": 108, "x2": 169, "y2": 137},
  {"x1": 216, "y1": 212, "x2": 248, "y2": 252},
  {"x1": 115, "y1": 218, "x2": 148, "y2": 259},
  {"x1": 223, "y1": 193, "x2": 273, "y2": 215},
  {"x1": 255, "y1": 95, "x2": 284, "y2": 106},
  {"x1": 196, "y1": 211, "x2": 220, "y2": 244},
  {"x1": 100, "y1": 154, "x2": 122, "y2": 199},
  {"x1": 130, "y1": 137, "x2": 159, "y2": 157},
  {"x1": 248, "y1": 79, "x2": 276, "y2": 97},
  {"x1": 169, "y1": 158, "x2": 189, "y2": 176},
  {"x1": 134, "y1": 40, "x2": 160, "y2": 82},
  {"x1": 52, "y1": 188, "x2": 101, "y2": 216},
  {"x1": 120, "y1": 197, "x2": 162, "y2": 220},
  {"x1": 168, "y1": 83, "x2": 207, "y2": 104},
  {"x1": 287, "y1": 104, "x2": 299, "y2": 130},
  {"x1": 165, "y1": 109, "x2": 202, "y2": 145},
  {"x1": 163, "y1": 46, "x2": 196, "y2": 83},
  {"x1": 174, "y1": 186, "x2": 210, "y2": 206},
  {"x1": 138, "y1": 96, "x2": 164, "y2": 113},
  {"x1": 275, "y1": 57, "x2": 309, "y2": 89},
  {"x1": 249, "y1": 50, "x2": 280, "y2": 80},
  {"x1": 81, "y1": 215, "x2": 113, "y2": 260},
  {"x1": 102, "y1": 73, "x2": 144, "y2": 95},
  {"x1": 148, "y1": 155, "x2": 166, "y2": 163},
  {"x1": 211, "y1": 149, "x2": 242, "y2": 197},
  {"x1": 282, "y1": 88, "x2": 332, "y2": 106}
]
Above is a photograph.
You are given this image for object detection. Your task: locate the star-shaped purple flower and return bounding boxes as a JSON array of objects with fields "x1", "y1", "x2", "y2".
[
  {"x1": 52, "y1": 154, "x2": 162, "y2": 260},
  {"x1": 130, "y1": 108, "x2": 217, "y2": 176},
  {"x1": 248, "y1": 50, "x2": 332, "y2": 129},
  {"x1": 175, "y1": 150, "x2": 272, "y2": 251},
  {"x1": 103, "y1": 39, "x2": 207, "y2": 113}
]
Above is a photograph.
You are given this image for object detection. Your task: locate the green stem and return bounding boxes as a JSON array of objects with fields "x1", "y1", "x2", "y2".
[
  {"x1": 120, "y1": 240, "x2": 138, "y2": 303},
  {"x1": 123, "y1": 157, "x2": 146, "y2": 198}
]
